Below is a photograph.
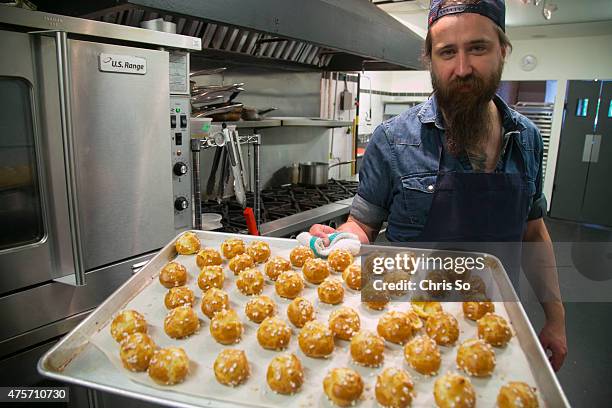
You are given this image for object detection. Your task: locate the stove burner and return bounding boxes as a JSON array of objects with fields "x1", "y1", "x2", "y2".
[{"x1": 202, "y1": 179, "x2": 358, "y2": 233}]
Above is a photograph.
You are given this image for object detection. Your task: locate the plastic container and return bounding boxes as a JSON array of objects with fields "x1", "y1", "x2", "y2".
[{"x1": 201, "y1": 212, "x2": 223, "y2": 231}]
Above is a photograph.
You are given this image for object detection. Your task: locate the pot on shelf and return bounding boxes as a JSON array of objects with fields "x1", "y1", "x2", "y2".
[{"x1": 298, "y1": 160, "x2": 356, "y2": 186}]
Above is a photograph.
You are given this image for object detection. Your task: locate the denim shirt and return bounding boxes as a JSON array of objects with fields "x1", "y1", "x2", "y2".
[{"x1": 351, "y1": 94, "x2": 547, "y2": 242}]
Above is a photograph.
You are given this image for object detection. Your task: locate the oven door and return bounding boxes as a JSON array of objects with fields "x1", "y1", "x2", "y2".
[
  {"x1": 68, "y1": 38, "x2": 175, "y2": 271},
  {"x1": 0, "y1": 30, "x2": 76, "y2": 293},
  {"x1": 0, "y1": 30, "x2": 176, "y2": 294}
]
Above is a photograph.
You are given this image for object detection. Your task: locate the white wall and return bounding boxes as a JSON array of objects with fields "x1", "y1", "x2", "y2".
[
  {"x1": 361, "y1": 71, "x2": 395, "y2": 91},
  {"x1": 359, "y1": 71, "x2": 432, "y2": 135},
  {"x1": 357, "y1": 90, "x2": 385, "y2": 135},
  {"x1": 322, "y1": 75, "x2": 359, "y2": 180},
  {"x1": 359, "y1": 72, "x2": 395, "y2": 135},
  {"x1": 390, "y1": 71, "x2": 433, "y2": 93}
]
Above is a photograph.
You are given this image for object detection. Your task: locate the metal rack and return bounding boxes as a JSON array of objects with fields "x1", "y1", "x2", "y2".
[
  {"x1": 513, "y1": 102, "x2": 554, "y2": 182},
  {"x1": 191, "y1": 129, "x2": 262, "y2": 231}
]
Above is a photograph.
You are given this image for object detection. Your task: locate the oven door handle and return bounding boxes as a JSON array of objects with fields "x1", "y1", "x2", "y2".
[{"x1": 30, "y1": 30, "x2": 86, "y2": 287}]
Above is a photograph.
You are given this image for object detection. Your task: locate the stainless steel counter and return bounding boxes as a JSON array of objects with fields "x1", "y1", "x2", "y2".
[{"x1": 260, "y1": 196, "x2": 353, "y2": 237}]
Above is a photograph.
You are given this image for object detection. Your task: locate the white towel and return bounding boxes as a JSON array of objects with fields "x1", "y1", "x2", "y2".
[{"x1": 296, "y1": 231, "x2": 361, "y2": 258}]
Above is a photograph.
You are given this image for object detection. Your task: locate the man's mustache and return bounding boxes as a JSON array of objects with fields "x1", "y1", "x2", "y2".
[{"x1": 447, "y1": 75, "x2": 484, "y2": 91}]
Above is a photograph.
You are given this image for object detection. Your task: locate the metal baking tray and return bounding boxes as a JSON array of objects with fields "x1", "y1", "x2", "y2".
[{"x1": 38, "y1": 231, "x2": 570, "y2": 407}]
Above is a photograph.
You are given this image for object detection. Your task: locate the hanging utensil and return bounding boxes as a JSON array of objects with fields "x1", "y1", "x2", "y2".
[
  {"x1": 225, "y1": 127, "x2": 259, "y2": 235},
  {"x1": 225, "y1": 127, "x2": 246, "y2": 207},
  {"x1": 217, "y1": 146, "x2": 228, "y2": 203},
  {"x1": 233, "y1": 129, "x2": 248, "y2": 189},
  {"x1": 205, "y1": 146, "x2": 223, "y2": 199},
  {"x1": 243, "y1": 207, "x2": 259, "y2": 236},
  {"x1": 340, "y1": 77, "x2": 353, "y2": 111}
]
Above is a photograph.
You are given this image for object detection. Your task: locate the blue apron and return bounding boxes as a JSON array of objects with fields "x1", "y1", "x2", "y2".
[{"x1": 413, "y1": 141, "x2": 531, "y2": 289}]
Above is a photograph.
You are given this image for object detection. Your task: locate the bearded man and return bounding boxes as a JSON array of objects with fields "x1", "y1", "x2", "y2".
[{"x1": 310, "y1": 0, "x2": 567, "y2": 370}]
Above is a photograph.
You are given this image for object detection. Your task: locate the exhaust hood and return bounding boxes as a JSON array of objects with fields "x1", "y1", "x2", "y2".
[{"x1": 41, "y1": 0, "x2": 423, "y2": 71}]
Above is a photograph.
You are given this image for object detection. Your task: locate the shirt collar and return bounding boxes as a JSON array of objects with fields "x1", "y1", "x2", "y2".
[
  {"x1": 417, "y1": 93, "x2": 526, "y2": 132},
  {"x1": 417, "y1": 94, "x2": 445, "y2": 130}
]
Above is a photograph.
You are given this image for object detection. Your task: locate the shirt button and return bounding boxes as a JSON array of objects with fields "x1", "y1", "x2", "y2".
[{"x1": 427, "y1": 185, "x2": 434, "y2": 191}]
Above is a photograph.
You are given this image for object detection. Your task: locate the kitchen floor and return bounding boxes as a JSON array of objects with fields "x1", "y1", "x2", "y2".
[
  {"x1": 523, "y1": 217, "x2": 612, "y2": 408},
  {"x1": 375, "y1": 216, "x2": 612, "y2": 407}
]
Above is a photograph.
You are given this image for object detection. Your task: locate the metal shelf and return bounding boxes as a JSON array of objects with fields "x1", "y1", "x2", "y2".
[
  {"x1": 270, "y1": 117, "x2": 352, "y2": 128},
  {"x1": 211, "y1": 118, "x2": 351, "y2": 129},
  {"x1": 211, "y1": 119, "x2": 281, "y2": 129}
]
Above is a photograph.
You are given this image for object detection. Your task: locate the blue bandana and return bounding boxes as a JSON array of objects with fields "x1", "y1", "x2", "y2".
[{"x1": 428, "y1": 0, "x2": 506, "y2": 32}]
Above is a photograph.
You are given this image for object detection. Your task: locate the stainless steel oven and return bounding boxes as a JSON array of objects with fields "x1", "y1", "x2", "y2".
[{"x1": 0, "y1": 6, "x2": 200, "y2": 386}]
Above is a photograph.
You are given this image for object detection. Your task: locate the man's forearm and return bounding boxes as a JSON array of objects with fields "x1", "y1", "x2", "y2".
[
  {"x1": 521, "y1": 218, "x2": 568, "y2": 371},
  {"x1": 337, "y1": 215, "x2": 379, "y2": 244},
  {"x1": 522, "y1": 219, "x2": 564, "y2": 321},
  {"x1": 542, "y1": 300, "x2": 565, "y2": 325}
]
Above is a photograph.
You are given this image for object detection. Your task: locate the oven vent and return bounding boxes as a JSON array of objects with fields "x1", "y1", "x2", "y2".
[{"x1": 94, "y1": 8, "x2": 336, "y2": 68}]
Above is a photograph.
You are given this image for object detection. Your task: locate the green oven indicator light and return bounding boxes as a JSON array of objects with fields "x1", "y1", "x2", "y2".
[{"x1": 175, "y1": 108, "x2": 181, "y2": 113}]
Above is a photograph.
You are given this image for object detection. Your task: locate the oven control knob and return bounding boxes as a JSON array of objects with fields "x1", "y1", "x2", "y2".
[
  {"x1": 173, "y1": 162, "x2": 188, "y2": 176},
  {"x1": 174, "y1": 197, "x2": 189, "y2": 211}
]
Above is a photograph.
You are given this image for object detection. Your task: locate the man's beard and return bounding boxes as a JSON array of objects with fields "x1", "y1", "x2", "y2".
[{"x1": 431, "y1": 62, "x2": 503, "y2": 156}]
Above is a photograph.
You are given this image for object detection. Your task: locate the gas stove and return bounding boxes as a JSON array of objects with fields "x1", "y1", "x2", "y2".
[{"x1": 202, "y1": 179, "x2": 358, "y2": 234}]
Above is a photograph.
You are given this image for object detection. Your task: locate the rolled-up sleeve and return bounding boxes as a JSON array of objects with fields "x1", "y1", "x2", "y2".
[
  {"x1": 527, "y1": 128, "x2": 547, "y2": 220},
  {"x1": 350, "y1": 125, "x2": 393, "y2": 228}
]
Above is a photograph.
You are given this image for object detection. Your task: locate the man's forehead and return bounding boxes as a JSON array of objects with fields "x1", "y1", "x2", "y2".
[{"x1": 429, "y1": 13, "x2": 498, "y2": 46}]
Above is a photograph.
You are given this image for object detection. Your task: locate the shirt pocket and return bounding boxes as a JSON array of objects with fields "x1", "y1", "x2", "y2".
[{"x1": 399, "y1": 173, "x2": 437, "y2": 226}]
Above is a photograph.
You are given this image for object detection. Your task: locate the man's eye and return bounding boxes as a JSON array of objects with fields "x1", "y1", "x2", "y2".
[
  {"x1": 440, "y1": 49, "x2": 455, "y2": 57},
  {"x1": 471, "y1": 46, "x2": 486, "y2": 53}
]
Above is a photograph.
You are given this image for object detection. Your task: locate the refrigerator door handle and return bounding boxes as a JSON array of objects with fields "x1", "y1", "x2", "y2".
[
  {"x1": 582, "y1": 134, "x2": 593, "y2": 162},
  {"x1": 582, "y1": 134, "x2": 602, "y2": 163},
  {"x1": 30, "y1": 30, "x2": 86, "y2": 286}
]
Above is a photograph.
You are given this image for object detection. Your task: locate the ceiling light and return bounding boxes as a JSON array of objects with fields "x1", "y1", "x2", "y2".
[
  {"x1": 542, "y1": 2, "x2": 558, "y2": 20},
  {"x1": 519, "y1": 0, "x2": 559, "y2": 21}
]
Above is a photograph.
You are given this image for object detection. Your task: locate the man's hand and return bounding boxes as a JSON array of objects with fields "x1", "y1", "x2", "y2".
[
  {"x1": 310, "y1": 216, "x2": 378, "y2": 245},
  {"x1": 309, "y1": 224, "x2": 336, "y2": 246},
  {"x1": 538, "y1": 319, "x2": 567, "y2": 372}
]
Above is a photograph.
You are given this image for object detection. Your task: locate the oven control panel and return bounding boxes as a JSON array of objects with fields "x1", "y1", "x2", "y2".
[{"x1": 170, "y1": 96, "x2": 192, "y2": 231}]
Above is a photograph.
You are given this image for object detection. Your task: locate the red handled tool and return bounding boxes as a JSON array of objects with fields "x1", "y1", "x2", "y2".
[{"x1": 243, "y1": 207, "x2": 259, "y2": 236}]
